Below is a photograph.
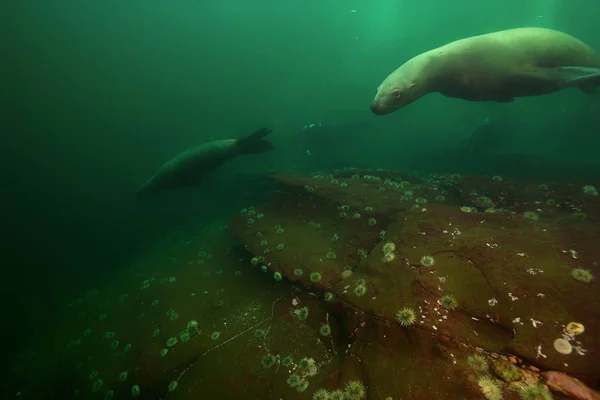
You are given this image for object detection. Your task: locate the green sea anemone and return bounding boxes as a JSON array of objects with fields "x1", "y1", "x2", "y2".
[
  {"x1": 420, "y1": 255, "x2": 435, "y2": 267},
  {"x1": 326, "y1": 251, "x2": 336, "y2": 259},
  {"x1": 296, "y1": 379, "x2": 309, "y2": 392},
  {"x1": 477, "y1": 376, "x2": 502, "y2": 400},
  {"x1": 324, "y1": 292, "x2": 334, "y2": 301},
  {"x1": 570, "y1": 268, "x2": 594, "y2": 283},
  {"x1": 440, "y1": 294, "x2": 458, "y2": 310},
  {"x1": 286, "y1": 373, "x2": 301, "y2": 387},
  {"x1": 467, "y1": 354, "x2": 488, "y2": 372},
  {"x1": 131, "y1": 384, "x2": 141, "y2": 397},
  {"x1": 166, "y1": 337, "x2": 178, "y2": 347},
  {"x1": 395, "y1": 307, "x2": 416, "y2": 327},
  {"x1": 344, "y1": 379, "x2": 366, "y2": 400},
  {"x1": 210, "y1": 331, "x2": 221, "y2": 341},
  {"x1": 328, "y1": 390, "x2": 345, "y2": 400},
  {"x1": 254, "y1": 329, "x2": 265, "y2": 338},
  {"x1": 295, "y1": 306, "x2": 309, "y2": 321},
  {"x1": 523, "y1": 211, "x2": 539, "y2": 221},
  {"x1": 167, "y1": 381, "x2": 177, "y2": 392},
  {"x1": 354, "y1": 285, "x2": 367, "y2": 297},
  {"x1": 319, "y1": 324, "x2": 331, "y2": 337},
  {"x1": 519, "y1": 383, "x2": 552, "y2": 400},
  {"x1": 273, "y1": 272, "x2": 282, "y2": 281},
  {"x1": 310, "y1": 272, "x2": 322, "y2": 283},
  {"x1": 261, "y1": 353, "x2": 277, "y2": 368},
  {"x1": 313, "y1": 388, "x2": 329, "y2": 400},
  {"x1": 281, "y1": 356, "x2": 293, "y2": 367},
  {"x1": 294, "y1": 268, "x2": 303, "y2": 276},
  {"x1": 92, "y1": 379, "x2": 103, "y2": 392},
  {"x1": 178, "y1": 331, "x2": 190, "y2": 343}
]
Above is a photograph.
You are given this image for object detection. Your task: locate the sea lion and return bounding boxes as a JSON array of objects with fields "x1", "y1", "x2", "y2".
[
  {"x1": 136, "y1": 127, "x2": 273, "y2": 198},
  {"x1": 371, "y1": 27, "x2": 600, "y2": 115}
]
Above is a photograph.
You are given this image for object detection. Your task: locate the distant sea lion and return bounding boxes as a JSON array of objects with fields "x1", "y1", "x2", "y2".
[
  {"x1": 371, "y1": 27, "x2": 600, "y2": 115},
  {"x1": 137, "y1": 127, "x2": 273, "y2": 198}
]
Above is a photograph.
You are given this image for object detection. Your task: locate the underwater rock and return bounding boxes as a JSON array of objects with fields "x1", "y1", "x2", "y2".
[{"x1": 544, "y1": 371, "x2": 600, "y2": 400}]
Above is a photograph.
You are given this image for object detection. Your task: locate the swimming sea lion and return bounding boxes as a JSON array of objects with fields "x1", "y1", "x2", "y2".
[
  {"x1": 137, "y1": 127, "x2": 273, "y2": 197},
  {"x1": 371, "y1": 27, "x2": 600, "y2": 115}
]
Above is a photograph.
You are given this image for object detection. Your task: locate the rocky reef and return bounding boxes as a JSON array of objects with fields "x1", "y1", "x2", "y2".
[{"x1": 10, "y1": 169, "x2": 600, "y2": 400}]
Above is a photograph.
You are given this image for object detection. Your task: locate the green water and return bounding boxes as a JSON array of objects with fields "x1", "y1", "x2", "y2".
[{"x1": 3, "y1": 1, "x2": 600, "y2": 399}]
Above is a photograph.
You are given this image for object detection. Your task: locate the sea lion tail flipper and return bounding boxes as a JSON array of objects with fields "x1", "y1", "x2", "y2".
[
  {"x1": 237, "y1": 127, "x2": 274, "y2": 154},
  {"x1": 559, "y1": 66, "x2": 600, "y2": 93}
]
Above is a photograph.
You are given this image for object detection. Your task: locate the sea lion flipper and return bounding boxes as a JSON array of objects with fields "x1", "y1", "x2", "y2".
[
  {"x1": 237, "y1": 127, "x2": 274, "y2": 154},
  {"x1": 558, "y1": 66, "x2": 600, "y2": 92}
]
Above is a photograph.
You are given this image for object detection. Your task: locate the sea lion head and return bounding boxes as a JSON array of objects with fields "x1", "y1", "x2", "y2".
[{"x1": 371, "y1": 57, "x2": 429, "y2": 115}]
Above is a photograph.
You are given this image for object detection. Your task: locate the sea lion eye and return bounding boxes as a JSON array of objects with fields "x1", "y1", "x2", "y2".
[{"x1": 393, "y1": 90, "x2": 402, "y2": 99}]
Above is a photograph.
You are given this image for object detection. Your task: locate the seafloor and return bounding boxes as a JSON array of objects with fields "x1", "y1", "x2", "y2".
[{"x1": 11, "y1": 169, "x2": 600, "y2": 400}]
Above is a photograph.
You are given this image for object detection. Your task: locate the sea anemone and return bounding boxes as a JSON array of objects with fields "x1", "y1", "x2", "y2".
[
  {"x1": 294, "y1": 306, "x2": 309, "y2": 321},
  {"x1": 326, "y1": 251, "x2": 337, "y2": 259},
  {"x1": 383, "y1": 242, "x2": 396, "y2": 254},
  {"x1": 210, "y1": 331, "x2": 221, "y2": 341},
  {"x1": 254, "y1": 329, "x2": 265, "y2": 338},
  {"x1": 420, "y1": 255, "x2": 435, "y2": 267},
  {"x1": 313, "y1": 388, "x2": 329, "y2": 400},
  {"x1": 282, "y1": 356, "x2": 293, "y2": 367},
  {"x1": 440, "y1": 294, "x2": 458, "y2": 310},
  {"x1": 297, "y1": 357, "x2": 318, "y2": 377},
  {"x1": 294, "y1": 268, "x2": 304, "y2": 276},
  {"x1": 178, "y1": 332, "x2": 190, "y2": 343},
  {"x1": 324, "y1": 292, "x2": 334, "y2": 301},
  {"x1": 186, "y1": 320, "x2": 199, "y2": 333},
  {"x1": 310, "y1": 272, "x2": 322, "y2": 283},
  {"x1": 273, "y1": 272, "x2": 282, "y2": 281},
  {"x1": 523, "y1": 211, "x2": 539, "y2": 221},
  {"x1": 477, "y1": 376, "x2": 503, "y2": 400},
  {"x1": 328, "y1": 390, "x2": 345, "y2": 400},
  {"x1": 286, "y1": 373, "x2": 302, "y2": 387},
  {"x1": 131, "y1": 385, "x2": 141, "y2": 397},
  {"x1": 569, "y1": 268, "x2": 594, "y2": 283},
  {"x1": 166, "y1": 337, "x2": 178, "y2": 347},
  {"x1": 261, "y1": 353, "x2": 277, "y2": 368},
  {"x1": 395, "y1": 307, "x2": 416, "y2": 327},
  {"x1": 319, "y1": 324, "x2": 331, "y2": 337},
  {"x1": 518, "y1": 383, "x2": 552, "y2": 400},
  {"x1": 92, "y1": 379, "x2": 103, "y2": 392},
  {"x1": 467, "y1": 354, "x2": 488, "y2": 372},
  {"x1": 344, "y1": 379, "x2": 366, "y2": 400},
  {"x1": 296, "y1": 379, "x2": 309, "y2": 392},
  {"x1": 354, "y1": 285, "x2": 367, "y2": 297}
]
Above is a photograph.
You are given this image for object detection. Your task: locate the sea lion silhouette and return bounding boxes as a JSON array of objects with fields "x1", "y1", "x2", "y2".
[{"x1": 137, "y1": 127, "x2": 273, "y2": 198}]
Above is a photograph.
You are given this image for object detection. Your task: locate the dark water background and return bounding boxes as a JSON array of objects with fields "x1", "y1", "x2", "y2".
[{"x1": 2, "y1": 0, "x2": 600, "y2": 372}]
